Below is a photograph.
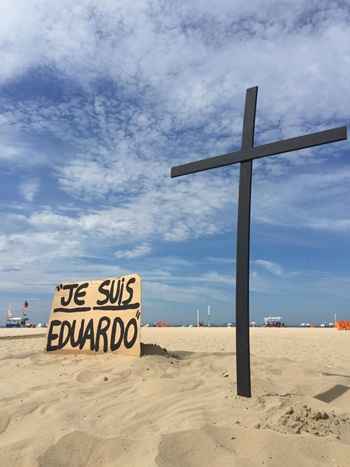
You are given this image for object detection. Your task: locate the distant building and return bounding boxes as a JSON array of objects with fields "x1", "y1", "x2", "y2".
[{"x1": 264, "y1": 316, "x2": 285, "y2": 327}]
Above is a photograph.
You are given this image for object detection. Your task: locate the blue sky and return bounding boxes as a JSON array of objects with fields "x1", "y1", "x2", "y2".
[{"x1": 0, "y1": 0, "x2": 350, "y2": 325}]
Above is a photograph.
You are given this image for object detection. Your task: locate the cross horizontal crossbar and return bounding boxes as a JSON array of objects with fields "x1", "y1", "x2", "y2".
[{"x1": 171, "y1": 126, "x2": 347, "y2": 178}]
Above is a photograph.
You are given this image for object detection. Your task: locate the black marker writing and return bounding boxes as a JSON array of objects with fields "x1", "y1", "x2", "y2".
[
  {"x1": 93, "y1": 303, "x2": 139, "y2": 311},
  {"x1": 96, "y1": 277, "x2": 137, "y2": 308},
  {"x1": 80, "y1": 319, "x2": 95, "y2": 351},
  {"x1": 95, "y1": 317, "x2": 111, "y2": 352},
  {"x1": 46, "y1": 316, "x2": 138, "y2": 352},
  {"x1": 118, "y1": 278, "x2": 125, "y2": 305},
  {"x1": 46, "y1": 320, "x2": 61, "y2": 351},
  {"x1": 60, "y1": 282, "x2": 89, "y2": 307},
  {"x1": 53, "y1": 307, "x2": 91, "y2": 313},
  {"x1": 110, "y1": 317, "x2": 124, "y2": 351},
  {"x1": 75, "y1": 282, "x2": 89, "y2": 305},
  {"x1": 97, "y1": 279, "x2": 111, "y2": 306},
  {"x1": 124, "y1": 318, "x2": 138, "y2": 349},
  {"x1": 124, "y1": 277, "x2": 136, "y2": 306}
]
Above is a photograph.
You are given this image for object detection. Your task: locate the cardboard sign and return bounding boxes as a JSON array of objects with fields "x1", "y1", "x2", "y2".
[{"x1": 46, "y1": 274, "x2": 141, "y2": 355}]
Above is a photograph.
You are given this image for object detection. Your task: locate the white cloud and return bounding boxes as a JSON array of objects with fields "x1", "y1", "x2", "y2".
[
  {"x1": 19, "y1": 178, "x2": 39, "y2": 202},
  {"x1": 0, "y1": 231, "x2": 81, "y2": 268},
  {"x1": 255, "y1": 259, "x2": 283, "y2": 276},
  {"x1": 28, "y1": 172, "x2": 235, "y2": 244},
  {"x1": 114, "y1": 243, "x2": 152, "y2": 259},
  {"x1": 144, "y1": 273, "x2": 233, "y2": 304},
  {"x1": 253, "y1": 167, "x2": 350, "y2": 232},
  {"x1": 0, "y1": 128, "x2": 50, "y2": 167},
  {"x1": 0, "y1": 1, "x2": 349, "y2": 125}
]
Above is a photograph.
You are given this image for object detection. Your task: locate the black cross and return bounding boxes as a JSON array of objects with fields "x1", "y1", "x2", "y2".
[{"x1": 170, "y1": 86, "x2": 347, "y2": 398}]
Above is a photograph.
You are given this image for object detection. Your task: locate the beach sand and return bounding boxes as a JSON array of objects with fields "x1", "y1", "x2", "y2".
[{"x1": 0, "y1": 327, "x2": 349, "y2": 466}]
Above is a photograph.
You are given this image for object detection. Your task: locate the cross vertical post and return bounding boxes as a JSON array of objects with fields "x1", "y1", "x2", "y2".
[{"x1": 235, "y1": 87, "x2": 257, "y2": 397}]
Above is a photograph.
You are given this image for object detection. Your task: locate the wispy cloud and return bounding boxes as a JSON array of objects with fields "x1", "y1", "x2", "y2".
[
  {"x1": 255, "y1": 259, "x2": 283, "y2": 276},
  {"x1": 253, "y1": 167, "x2": 350, "y2": 232},
  {"x1": 114, "y1": 243, "x2": 152, "y2": 259},
  {"x1": 19, "y1": 178, "x2": 39, "y2": 202}
]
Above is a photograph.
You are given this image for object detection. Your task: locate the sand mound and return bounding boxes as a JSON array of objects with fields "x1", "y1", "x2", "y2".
[
  {"x1": 156, "y1": 425, "x2": 235, "y2": 467},
  {"x1": 38, "y1": 431, "x2": 135, "y2": 467},
  {"x1": 260, "y1": 403, "x2": 350, "y2": 439}
]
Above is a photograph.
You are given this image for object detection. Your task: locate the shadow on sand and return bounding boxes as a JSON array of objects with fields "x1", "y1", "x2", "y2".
[
  {"x1": 140, "y1": 343, "x2": 234, "y2": 360},
  {"x1": 314, "y1": 384, "x2": 350, "y2": 403},
  {"x1": 141, "y1": 343, "x2": 184, "y2": 359}
]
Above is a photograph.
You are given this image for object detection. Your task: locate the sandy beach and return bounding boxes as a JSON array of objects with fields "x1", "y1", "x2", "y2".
[{"x1": 0, "y1": 327, "x2": 349, "y2": 466}]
